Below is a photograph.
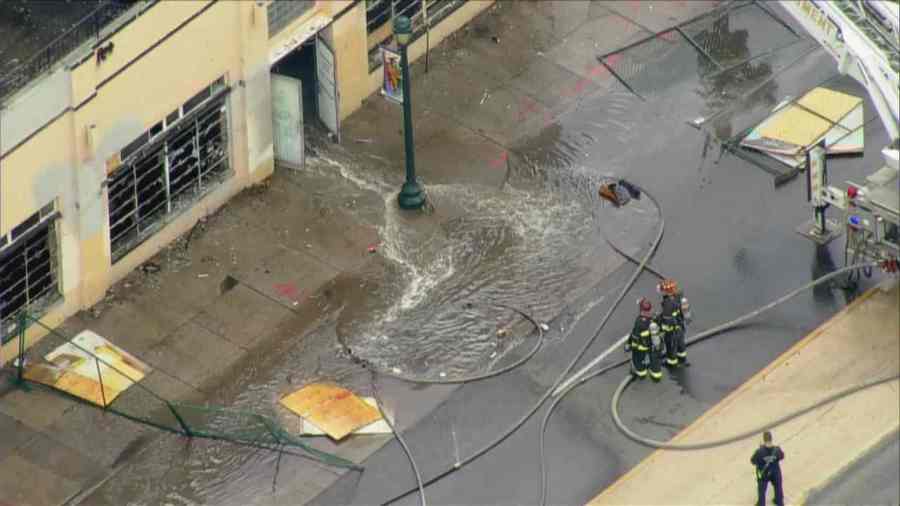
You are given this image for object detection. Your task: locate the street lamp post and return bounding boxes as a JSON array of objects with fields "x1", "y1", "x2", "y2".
[{"x1": 394, "y1": 15, "x2": 425, "y2": 210}]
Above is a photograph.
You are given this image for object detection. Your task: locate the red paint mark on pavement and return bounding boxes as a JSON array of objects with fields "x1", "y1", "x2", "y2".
[
  {"x1": 658, "y1": 30, "x2": 678, "y2": 43},
  {"x1": 488, "y1": 150, "x2": 508, "y2": 169},
  {"x1": 606, "y1": 53, "x2": 623, "y2": 67},
  {"x1": 588, "y1": 63, "x2": 608, "y2": 78},
  {"x1": 274, "y1": 282, "x2": 300, "y2": 300},
  {"x1": 516, "y1": 96, "x2": 542, "y2": 121},
  {"x1": 573, "y1": 78, "x2": 591, "y2": 94},
  {"x1": 543, "y1": 109, "x2": 556, "y2": 128}
]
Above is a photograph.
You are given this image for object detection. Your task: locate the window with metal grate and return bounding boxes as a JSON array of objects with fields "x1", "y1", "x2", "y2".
[
  {"x1": 107, "y1": 79, "x2": 231, "y2": 263},
  {"x1": 268, "y1": 0, "x2": 315, "y2": 38},
  {"x1": 0, "y1": 210, "x2": 60, "y2": 344}
]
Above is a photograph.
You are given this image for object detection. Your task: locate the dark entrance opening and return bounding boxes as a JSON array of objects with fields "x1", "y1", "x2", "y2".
[{"x1": 271, "y1": 40, "x2": 318, "y2": 121}]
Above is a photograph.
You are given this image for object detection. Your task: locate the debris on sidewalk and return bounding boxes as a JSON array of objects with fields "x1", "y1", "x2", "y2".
[
  {"x1": 280, "y1": 383, "x2": 382, "y2": 440},
  {"x1": 140, "y1": 262, "x2": 161, "y2": 274},
  {"x1": 23, "y1": 330, "x2": 150, "y2": 407},
  {"x1": 740, "y1": 87, "x2": 864, "y2": 168},
  {"x1": 297, "y1": 396, "x2": 394, "y2": 436}
]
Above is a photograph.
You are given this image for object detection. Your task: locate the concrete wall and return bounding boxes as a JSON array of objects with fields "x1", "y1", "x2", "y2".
[
  {"x1": 1, "y1": 0, "x2": 492, "y2": 362},
  {"x1": 1, "y1": 0, "x2": 262, "y2": 362}
]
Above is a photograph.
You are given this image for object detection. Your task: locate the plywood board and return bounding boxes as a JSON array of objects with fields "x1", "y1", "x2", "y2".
[
  {"x1": 23, "y1": 330, "x2": 150, "y2": 407},
  {"x1": 826, "y1": 104, "x2": 864, "y2": 153},
  {"x1": 280, "y1": 383, "x2": 381, "y2": 441},
  {"x1": 755, "y1": 105, "x2": 832, "y2": 151},
  {"x1": 742, "y1": 88, "x2": 864, "y2": 156},
  {"x1": 300, "y1": 397, "x2": 393, "y2": 436},
  {"x1": 797, "y1": 87, "x2": 862, "y2": 123}
]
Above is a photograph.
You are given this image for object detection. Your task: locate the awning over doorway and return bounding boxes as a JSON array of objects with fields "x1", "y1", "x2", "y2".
[{"x1": 268, "y1": 12, "x2": 332, "y2": 66}]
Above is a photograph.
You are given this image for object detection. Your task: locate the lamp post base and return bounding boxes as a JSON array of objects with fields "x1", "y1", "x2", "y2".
[{"x1": 398, "y1": 180, "x2": 426, "y2": 210}]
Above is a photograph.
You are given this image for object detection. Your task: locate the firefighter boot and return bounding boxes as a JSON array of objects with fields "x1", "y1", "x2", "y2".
[
  {"x1": 674, "y1": 328, "x2": 690, "y2": 366},
  {"x1": 648, "y1": 348, "x2": 663, "y2": 382},
  {"x1": 663, "y1": 331, "x2": 679, "y2": 368},
  {"x1": 631, "y1": 349, "x2": 648, "y2": 380}
]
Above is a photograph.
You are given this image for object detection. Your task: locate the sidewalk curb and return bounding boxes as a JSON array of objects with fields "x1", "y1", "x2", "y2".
[
  {"x1": 593, "y1": 285, "x2": 882, "y2": 503},
  {"x1": 795, "y1": 426, "x2": 900, "y2": 506}
]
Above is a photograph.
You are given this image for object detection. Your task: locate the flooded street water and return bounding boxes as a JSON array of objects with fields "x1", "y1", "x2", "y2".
[
  {"x1": 82, "y1": 95, "x2": 657, "y2": 506},
  {"x1": 72, "y1": 2, "x2": 890, "y2": 504}
]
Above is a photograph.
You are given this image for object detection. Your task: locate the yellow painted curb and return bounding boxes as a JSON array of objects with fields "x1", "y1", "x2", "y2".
[{"x1": 590, "y1": 286, "x2": 882, "y2": 504}]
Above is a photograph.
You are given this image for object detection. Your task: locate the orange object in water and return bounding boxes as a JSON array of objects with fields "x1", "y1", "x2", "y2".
[{"x1": 599, "y1": 183, "x2": 622, "y2": 207}]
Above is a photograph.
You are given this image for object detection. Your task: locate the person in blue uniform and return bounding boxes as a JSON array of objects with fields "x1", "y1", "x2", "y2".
[{"x1": 751, "y1": 431, "x2": 785, "y2": 506}]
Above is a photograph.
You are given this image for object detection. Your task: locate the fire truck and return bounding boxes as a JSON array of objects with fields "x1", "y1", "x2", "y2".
[{"x1": 779, "y1": 0, "x2": 899, "y2": 274}]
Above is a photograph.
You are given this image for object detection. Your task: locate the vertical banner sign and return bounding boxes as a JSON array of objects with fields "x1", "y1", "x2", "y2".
[{"x1": 381, "y1": 47, "x2": 403, "y2": 104}]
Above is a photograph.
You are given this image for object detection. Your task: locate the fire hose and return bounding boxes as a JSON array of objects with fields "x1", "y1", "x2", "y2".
[
  {"x1": 376, "y1": 181, "x2": 666, "y2": 506},
  {"x1": 363, "y1": 308, "x2": 544, "y2": 506},
  {"x1": 346, "y1": 306, "x2": 544, "y2": 506},
  {"x1": 539, "y1": 250, "x2": 893, "y2": 505},
  {"x1": 364, "y1": 179, "x2": 893, "y2": 506}
]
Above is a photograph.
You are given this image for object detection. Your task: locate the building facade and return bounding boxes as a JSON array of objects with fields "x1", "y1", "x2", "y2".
[{"x1": 0, "y1": 0, "x2": 492, "y2": 362}]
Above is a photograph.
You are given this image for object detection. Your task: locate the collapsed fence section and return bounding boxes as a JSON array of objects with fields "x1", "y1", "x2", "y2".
[
  {"x1": 7, "y1": 311, "x2": 361, "y2": 471},
  {"x1": 594, "y1": 0, "x2": 870, "y2": 183}
]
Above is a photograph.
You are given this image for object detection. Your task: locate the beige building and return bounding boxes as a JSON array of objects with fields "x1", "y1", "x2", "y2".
[{"x1": 0, "y1": 0, "x2": 493, "y2": 362}]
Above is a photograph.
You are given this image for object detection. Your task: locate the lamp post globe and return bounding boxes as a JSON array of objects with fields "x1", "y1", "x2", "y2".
[{"x1": 394, "y1": 15, "x2": 425, "y2": 210}]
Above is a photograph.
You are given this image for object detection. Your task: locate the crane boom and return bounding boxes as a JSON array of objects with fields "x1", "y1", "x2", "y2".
[
  {"x1": 778, "y1": 1, "x2": 899, "y2": 274},
  {"x1": 778, "y1": 0, "x2": 899, "y2": 142}
]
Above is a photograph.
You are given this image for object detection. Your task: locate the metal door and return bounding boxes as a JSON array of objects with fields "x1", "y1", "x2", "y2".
[
  {"x1": 316, "y1": 33, "x2": 339, "y2": 141},
  {"x1": 271, "y1": 74, "x2": 304, "y2": 169}
]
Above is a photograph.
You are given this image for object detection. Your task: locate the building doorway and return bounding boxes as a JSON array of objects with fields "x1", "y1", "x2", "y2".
[{"x1": 270, "y1": 24, "x2": 340, "y2": 170}]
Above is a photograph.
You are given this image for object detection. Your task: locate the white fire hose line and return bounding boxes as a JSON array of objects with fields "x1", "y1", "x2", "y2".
[
  {"x1": 611, "y1": 371, "x2": 900, "y2": 450},
  {"x1": 539, "y1": 261, "x2": 889, "y2": 506},
  {"x1": 379, "y1": 181, "x2": 666, "y2": 506}
]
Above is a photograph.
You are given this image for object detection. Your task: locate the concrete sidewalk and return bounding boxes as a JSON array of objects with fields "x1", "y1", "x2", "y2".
[
  {"x1": 589, "y1": 283, "x2": 900, "y2": 506},
  {"x1": 1, "y1": 1, "x2": 703, "y2": 504}
]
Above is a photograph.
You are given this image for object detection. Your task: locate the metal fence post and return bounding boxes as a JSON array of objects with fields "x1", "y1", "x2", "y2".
[
  {"x1": 167, "y1": 402, "x2": 194, "y2": 438},
  {"x1": 95, "y1": 357, "x2": 108, "y2": 409},
  {"x1": 16, "y1": 310, "x2": 27, "y2": 385}
]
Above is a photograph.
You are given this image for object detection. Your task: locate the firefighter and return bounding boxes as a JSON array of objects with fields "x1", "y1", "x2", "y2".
[
  {"x1": 625, "y1": 298, "x2": 654, "y2": 380},
  {"x1": 657, "y1": 278, "x2": 690, "y2": 367},
  {"x1": 751, "y1": 431, "x2": 785, "y2": 506}
]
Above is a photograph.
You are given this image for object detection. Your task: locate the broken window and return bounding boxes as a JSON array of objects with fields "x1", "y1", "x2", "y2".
[
  {"x1": 1, "y1": 207, "x2": 61, "y2": 344},
  {"x1": 107, "y1": 82, "x2": 231, "y2": 262}
]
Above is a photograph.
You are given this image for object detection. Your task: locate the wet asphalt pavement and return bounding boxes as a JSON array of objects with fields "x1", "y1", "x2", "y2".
[{"x1": 310, "y1": 3, "x2": 891, "y2": 505}]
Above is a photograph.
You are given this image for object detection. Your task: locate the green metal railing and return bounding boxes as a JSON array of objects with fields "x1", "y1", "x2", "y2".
[{"x1": 9, "y1": 310, "x2": 361, "y2": 471}]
